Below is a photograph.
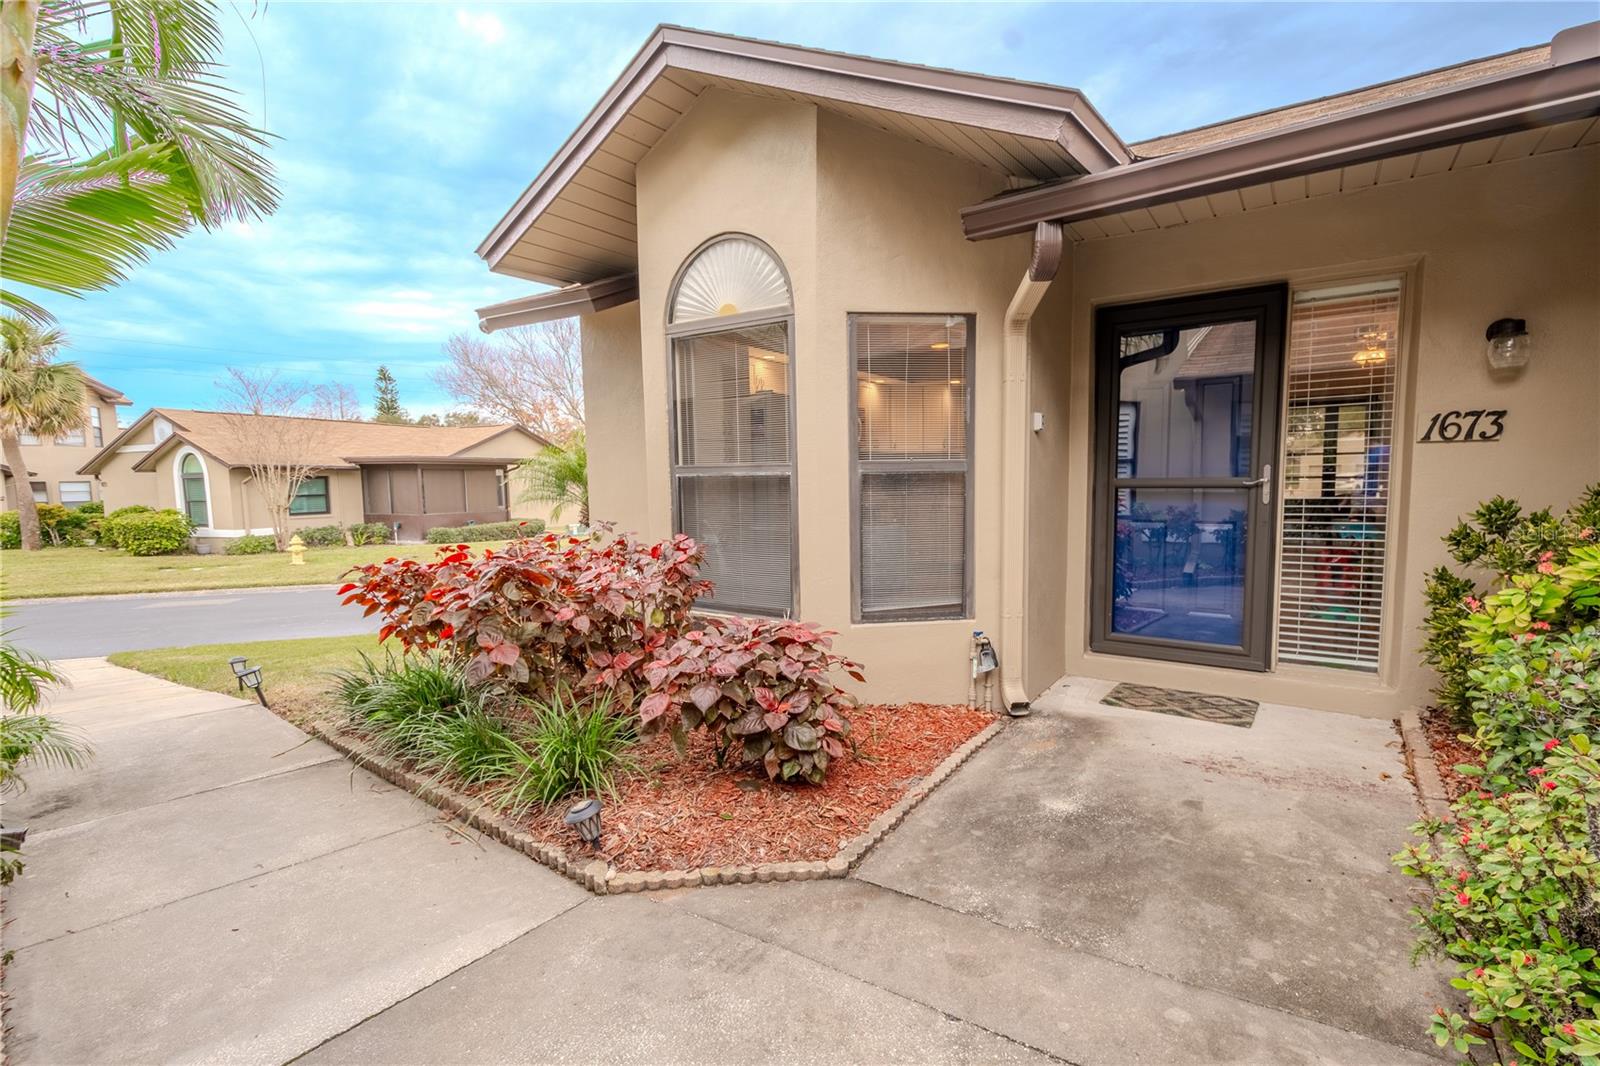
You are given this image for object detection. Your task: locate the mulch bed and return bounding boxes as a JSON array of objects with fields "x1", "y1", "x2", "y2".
[
  {"x1": 521, "y1": 702, "x2": 995, "y2": 872},
  {"x1": 1421, "y1": 705, "x2": 1485, "y2": 803}
]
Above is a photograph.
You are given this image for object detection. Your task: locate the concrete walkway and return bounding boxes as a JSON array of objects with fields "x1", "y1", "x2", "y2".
[{"x1": 2, "y1": 662, "x2": 1453, "y2": 1064}]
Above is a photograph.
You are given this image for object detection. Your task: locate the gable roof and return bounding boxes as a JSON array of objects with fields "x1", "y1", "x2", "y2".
[
  {"x1": 82, "y1": 374, "x2": 132, "y2": 406},
  {"x1": 476, "y1": 24, "x2": 1128, "y2": 287},
  {"x1": 79, "y1": 408, "x2": 549, "y2": 475}
]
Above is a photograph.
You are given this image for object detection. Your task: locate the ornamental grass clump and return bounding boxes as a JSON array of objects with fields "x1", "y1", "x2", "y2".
[
  {"x1": 1395, "y1": 736, "x2": 1600, "y2": 1062},
  {"x1": 493, "y1": 687, "x2": 636, "y2": 811}
]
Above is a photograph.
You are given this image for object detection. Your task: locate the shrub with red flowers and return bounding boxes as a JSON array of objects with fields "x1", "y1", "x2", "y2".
[
  {"x1": 635, "y1": 617, "x2": 862, "y2": 784},
  {"x1": 337, "y1": 529, "x2": 862, "y2": 782},
  {"x1": 338, "y1": 529, "x2": 710, "y2": 704},
  {"x1": 1395, "y1": 736, "x2": 1600, "y2": 1061}
]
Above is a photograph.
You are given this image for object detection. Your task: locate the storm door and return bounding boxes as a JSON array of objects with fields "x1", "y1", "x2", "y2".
[{"x1": 1091, "y1": 285, "x2": 1286, "y2": 670}]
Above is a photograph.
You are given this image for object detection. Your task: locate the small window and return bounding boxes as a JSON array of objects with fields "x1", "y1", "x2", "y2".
[
  {"x1": 19, "y1": 431, "x2": 38, "y2": 446},
  {"x1": 851, "y1": 314, "x2": 973, "y2": 621},
  {"x1": 290, "y1": 476, "x2": 331, "y2": 516},
  {"x1": 59, "y1": 481, "x2": 93, "y2": 508},
  {"x1": 29, "y1": 481, "x2": 48, "y2": 503},
  {"x1": 496, "y1": 472, "x2": 507, "y2": 509},
  {"x1": 154, "y1": 418, "x2": 172, "y2": 443},
  {"x1": 180, "y1": 453, "x2": 208, "y2": 526},
  {"x1": 56, "y1": 427, "x2": 85, "y2": 446},
  {"x1": 669, "y1": 235, "x2": 796, "y2": 616},
  {"x1": 90, "y1": 407, "x2": 103, "y2": 447}
]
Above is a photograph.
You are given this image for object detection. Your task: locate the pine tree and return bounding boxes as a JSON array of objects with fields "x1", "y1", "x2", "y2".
[{"x1": 373, "y1": 366, "x2": 407, "y2": 424}]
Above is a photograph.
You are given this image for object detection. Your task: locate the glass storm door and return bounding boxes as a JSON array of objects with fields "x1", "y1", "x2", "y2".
[{"x1": 1091, "y1": 285, "x2": 1287, "y2": 671}]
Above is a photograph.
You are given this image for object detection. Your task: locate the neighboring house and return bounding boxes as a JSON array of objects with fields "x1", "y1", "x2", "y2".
[
  {"x1": 0, "y1": 375, "x2": 131, "y2": 510},
  {"x1": 471, "y1": 24, "x2": 1600, "y2": 716},
  {"x1": 78, "y1": 409, "x2": 552, "y2": 548}
]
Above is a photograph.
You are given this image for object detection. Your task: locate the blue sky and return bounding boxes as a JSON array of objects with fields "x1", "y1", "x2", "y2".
[{"x1": 27, "y1": 1, "x2": 1592, "y2": 420}]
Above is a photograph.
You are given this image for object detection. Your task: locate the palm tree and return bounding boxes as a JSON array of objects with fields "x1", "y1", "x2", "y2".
[
  {"x1": 1, "y1": 316, "x2": 88, "y2": 550},
  {"x1": 519, "y1": 434, "x2": 589, "y2": 526},
  {"x1": 1, "y1": 0, "x2": 278, "y2": 322}
]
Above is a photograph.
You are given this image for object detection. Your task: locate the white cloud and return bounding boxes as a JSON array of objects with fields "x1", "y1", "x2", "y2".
[{"x1": 455, "y1": 9, "x2": 505, "y2": 45}]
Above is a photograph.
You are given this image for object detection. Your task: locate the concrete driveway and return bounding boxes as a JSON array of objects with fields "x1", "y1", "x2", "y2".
[
  {"x1": 3, "y1": 662, "x2": 1452, "y2": 1064},
  {"x1": 4, "y1": 585, "x2": 375, "y2": 658}
]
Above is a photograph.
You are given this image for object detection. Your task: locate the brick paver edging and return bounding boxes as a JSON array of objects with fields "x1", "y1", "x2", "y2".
[{"x1": 309, "y1": 716, "x2": 1006, "y2": 895}]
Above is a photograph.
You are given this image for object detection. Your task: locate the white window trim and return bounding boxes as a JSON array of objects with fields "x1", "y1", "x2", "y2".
[{"x1": 173, "y1": 445, "x2": 214, "y2": 534}]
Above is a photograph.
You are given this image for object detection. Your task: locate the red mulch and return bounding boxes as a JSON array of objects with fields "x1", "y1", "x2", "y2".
[
  {"x1": 1421, "y1": 705, "x2": 1485, "y2": 802},
  {"x1": 522, "y1": 702, "x2": 995, "y2": 872}
]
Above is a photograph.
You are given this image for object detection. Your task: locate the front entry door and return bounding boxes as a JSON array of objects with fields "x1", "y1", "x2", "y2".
[{"x1": 1091, "y1": 285, "x2": 1286, "y2": 671}]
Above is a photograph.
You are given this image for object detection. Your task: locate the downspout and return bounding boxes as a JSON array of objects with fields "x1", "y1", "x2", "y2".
[{"x1": 998, "y1": 221, "x2": 1064, "y2": 714}]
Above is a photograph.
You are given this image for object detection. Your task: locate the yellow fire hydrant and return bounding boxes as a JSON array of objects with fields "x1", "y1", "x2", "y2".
[{"x1": 288, "y1": 533, "x2": 307, "y2": 566}]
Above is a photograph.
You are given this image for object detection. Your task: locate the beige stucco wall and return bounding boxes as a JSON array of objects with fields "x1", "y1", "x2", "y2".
[
  {"x1": 580, "y1": 302, "x2": 648, "y2": 531},
  {"x1": 628, "y1": 89, "x2": 1030, "y2": 703},
  {"x1": 1054, "y1": 144, "x2": 1600, "y2": 716},
  {"x1": 1024, "y1": 272, "x2": 1075, "y2": 698},
  {"x1": 0, "y1": 393, "x2": 126, "y2": 510}
]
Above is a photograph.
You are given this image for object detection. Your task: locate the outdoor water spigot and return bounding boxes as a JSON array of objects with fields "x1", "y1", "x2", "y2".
[{"x1": 287, "y1": 533, "x2": 307, "y2": 566}]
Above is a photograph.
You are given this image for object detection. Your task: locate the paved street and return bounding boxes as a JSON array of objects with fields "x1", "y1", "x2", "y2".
[
  {"x1": 3, "y1": 585, "x2": 375, "y2": 658},
  {"x1": 3, "y1": 660, "x2": 1453, "y2": 1064}
]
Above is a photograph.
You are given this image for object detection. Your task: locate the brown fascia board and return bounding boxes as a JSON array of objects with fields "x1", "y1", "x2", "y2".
[
  {"x1": 475, "y1": 25, "x2": 1130, "y2": 271},
  {"x1": 476, "y1": 274, "x2": 640, "y2": 332},
  {"x1": 77, "y1": 406, "x2": 161, "y2": 474},
  {"x1": 82, "y1": 373, "x2": 132, "y2": 405},
  {"x1": 961, "y1": 49, "x2": 1600, "y2": 240},
  {"x1": 343, "y1": 455, "x2": 522, "y2": 467},
  {"x1": 451, "y1": 424, "x2": 556, "y2": 451}
]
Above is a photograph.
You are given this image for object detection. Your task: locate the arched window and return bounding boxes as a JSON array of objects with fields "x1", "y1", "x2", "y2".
[
  {"x1": 667, "y1": 235, "x2": 795, "y2": 616},
  {"x1": 180, "y1": 453, "x2": 209, "y2": 527}
]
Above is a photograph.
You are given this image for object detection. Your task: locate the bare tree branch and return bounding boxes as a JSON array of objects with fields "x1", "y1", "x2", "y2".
[
  {"x1": 433, "y1": 319, "x2": 583, "y2": 441},
  {"x1": 307, "y1": 382, "x2": 362, "y2": 420},
  {"x1": 217, "y1": 368, "x2": 327, "y2": 549}
]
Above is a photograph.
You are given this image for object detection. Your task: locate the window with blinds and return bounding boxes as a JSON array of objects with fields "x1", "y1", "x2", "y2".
[
  {"x1": 668, "y1": 236, "x2": 795, "y2": 617},
  {"x1": 852, "y1": 314, "x2": 972, "y2": 621},
  {"x1": 1276, "y1": 279, "x2": 1401, "y2": 671}
]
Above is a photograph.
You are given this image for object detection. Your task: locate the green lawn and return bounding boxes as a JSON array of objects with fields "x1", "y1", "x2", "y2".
[
  {"x1": 0, "y1": 541, "x2": 509, "y2": 599},
  {"x1": 109, "y1": 633, "x2": 383, "y2": 724}
]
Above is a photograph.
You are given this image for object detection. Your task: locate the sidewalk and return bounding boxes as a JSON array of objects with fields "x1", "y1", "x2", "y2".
[{"x1": 2, "y1": 661, "x2": 1451, "y2": 1064}]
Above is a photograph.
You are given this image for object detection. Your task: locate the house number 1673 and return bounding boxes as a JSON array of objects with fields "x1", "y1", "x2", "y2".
[{"x1": 1418, "y1": 409, "x2": 1506, "y2": 443}]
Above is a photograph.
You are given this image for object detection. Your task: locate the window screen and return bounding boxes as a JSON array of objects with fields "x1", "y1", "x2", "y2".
[
  {"x1": 29, "y1": 481, "x2": 47, "y2": 503},
  {"x1": 1276, "y1": 279, "x2": 1400, "y2": 671},
  {"x1": 56, "y1": 427, "x2": 84, "y2": 446},
  {"x1": 59, "y1": 481, "x2": 92, "y2": 507},
  {"x1": 180, "y1": 454, "x2": 208, "y2": 526},
  {"x1": 852, "y1": 314, "x2": 972, "y2": 620},
  {"x1": 91, "y1": 407, "x2": 103, "y2": 446},
  {"x1": 290, "y1": 476, "x2": 330, "y2": 515},
  {"x1": 671, "y1": 321, "x2": 793, "y2": 615}
]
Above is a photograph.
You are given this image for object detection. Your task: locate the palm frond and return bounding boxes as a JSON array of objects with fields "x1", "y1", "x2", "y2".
[
  {"x1": 0, "y1": 712, "x2": 92, "y2": 795},
  {"x1": 0, "y1": 629, "x2": 66, "y2": 713},
  {"x1": 517, "y1": 436, "x2": 588, "y2": 522},
  {"x1": 0, "y1": 317, "x2": 90, "y2": 438},
  {"x1": 2, "y1": 149, "x2": 192, "y2": 298}
]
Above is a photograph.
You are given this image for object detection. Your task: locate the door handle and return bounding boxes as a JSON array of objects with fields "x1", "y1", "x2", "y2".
[{"x1": 1243, "y1": 463, "x2": 1273, "y2": 506}]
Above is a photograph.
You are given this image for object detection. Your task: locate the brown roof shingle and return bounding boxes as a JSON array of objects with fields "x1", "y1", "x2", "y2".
[
  {"x1": 1131, "y1": 44, "x2": 1552, "y2": 159},
  {"x1": 142, "y1": 409, "x2": 544, "y2": 470}
]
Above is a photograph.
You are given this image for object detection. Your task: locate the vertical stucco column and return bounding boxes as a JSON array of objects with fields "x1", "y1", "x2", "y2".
[{"x1": 999, "y1": 222, "x2": 1063, "y2": 710}]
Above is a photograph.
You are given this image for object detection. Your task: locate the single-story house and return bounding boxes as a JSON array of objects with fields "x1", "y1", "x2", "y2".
[
  {"x1": 79, "y1": 408, "x2": 553, "y2": 548},
  {"x1": 0, "y1": 375, "x2": 131, "y2": 510},
  {"x1": 472, "y1": 23, "x2": 1600, "y2": 717}
]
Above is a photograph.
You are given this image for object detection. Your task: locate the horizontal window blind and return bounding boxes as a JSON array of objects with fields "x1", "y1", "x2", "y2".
[
  {"x1": 678, "y1": 473, "x2": 792, "y2": 614},
  {"x1": 853, "y1": 314, "x2": 971, "y2": 620},
  {"x1": 671, "y1": 321, "x2": 793, "y2": 616},
  {"x1": 1276, "y1": 279, "x2": 1401, "y2": 671}
]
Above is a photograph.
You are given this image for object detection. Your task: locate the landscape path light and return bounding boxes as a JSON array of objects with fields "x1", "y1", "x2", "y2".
[
  {"x1": 228, "y1": 656, "x2": 250, "y2": 692},
  {"x1": 238, "y1": 663, "x2": 268, "y2": 708},
  {"x1": 563, "y1": 798, "x2": 603, "y2": 849}
]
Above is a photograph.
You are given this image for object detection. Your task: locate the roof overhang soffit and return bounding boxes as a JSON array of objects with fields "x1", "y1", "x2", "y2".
[
  {"x1": 475, "y1": 26, "x2": 1129, "y2": 283},
  {"x1": 476, "y1": 274, "x2": 640, "y2": 332},
  {"x1": 960, "y1": 46, "x2": 1600, "y2": 239}
]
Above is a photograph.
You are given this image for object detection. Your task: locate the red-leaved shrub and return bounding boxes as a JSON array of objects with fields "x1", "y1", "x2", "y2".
[
  {"x1": 638, "y1": 617, "x2": 862, "y2": 783},
  {"x1": 339, "y1": 529, "x2": 709, "y2": 704},
  {"x1": 338, "y1": 529, "x2": 862, "y2": 782}
]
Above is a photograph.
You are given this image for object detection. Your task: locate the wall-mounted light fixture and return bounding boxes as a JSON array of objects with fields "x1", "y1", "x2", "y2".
[{"x1": 1485, "y1": 318, "x2": 1532, "y2": 370}]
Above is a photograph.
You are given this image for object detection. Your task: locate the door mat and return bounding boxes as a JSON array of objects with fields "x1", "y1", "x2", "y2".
[{"x1": 1101, "y1": 682, "x2": 1258, "y2": 728}]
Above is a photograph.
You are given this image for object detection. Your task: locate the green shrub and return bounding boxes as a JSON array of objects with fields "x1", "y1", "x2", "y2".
[
  {"x1": 105, "y1": 504, "x2": 152, "y2": 520},
  {"x1": 347, "y1": 522, "x2": 392, "y2": 546},
  {"x1": 298, "y1": 524, "x2": 346, "y2": 548},
  {"x1": 1395, "y1": 736, "x2": 1600, "y2": 1061},
  {"x1": 224, "y1": 534, "x2": 276, "y2": 556},
  {"x1": 1467, "y1": 626, "x2": 1600, "y2": 789},
  {"x1": 424, "y1": 519, "x2": 542, "y2": 544},
  {"x1": 30, "y1": 503, "x2": 90, "y2": 546},
  {"x1": 75, "y1": 501, "x2": 103, "y2": 517},
  {"x1": 105, "y1": 509, "x2": 191, "y2": 556},
  {"x1": 98, "y1": 505, "x2": 153, "y2": 549},
  {"x1": 1424, "y1": 486, "x2": 1600, "y2": 723},
  {"x1": 494, "y1": 688, "x2": 635, "y2": 810},
  {"x1": 0, "y1": 512, "x2": 17, "y2": 550}
]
